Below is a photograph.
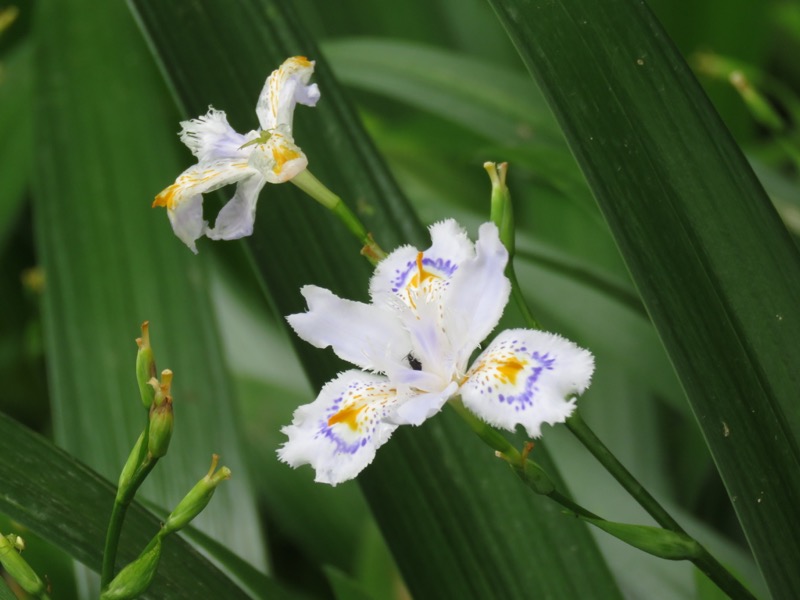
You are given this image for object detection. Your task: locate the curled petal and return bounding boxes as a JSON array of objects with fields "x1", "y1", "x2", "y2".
[
  {"x1": 460, "y1": 329, "x2": 594, "y2": 438},
  {"x1": 179, "y1": 108, "x2": 254, "y2": 163},
  {"x1": 370, "y1": 219, "x2": 474, "y2": 308},
  {"x1": 256, "y1": 56, "x2": 320, "y2": 132},
  {"x1": 248, "y1": 132, "x2": 308, "y2": 184},
  {"x1": 287, "y1": 286, "x2": 410, "y2": 372},
  {"x1": 443, "y1": 222, "x2": 511, "y2": 368},
  {"x1": 278, "y1": 371, "x2": 401, "y2": 485},
  {"x1": 153, "y1": 158, "x2": 258, "y2": 253},
  {"x1": 206, "y1": 173, "x2": 267, "y2": 240}
]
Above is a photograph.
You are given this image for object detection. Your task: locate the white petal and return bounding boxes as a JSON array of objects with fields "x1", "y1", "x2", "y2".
[
  {"x1": 278, "y1": 371, "x2": 401, "y2": 485},
  {"x1": 286, "y1": 286, "x2": 410, "y2": 372},
  {"x1": 179, "y1": 108, "x2": 253, "y2": 163},
  {"x1": 389, "y1": 381, "x2": 459, "y2": 426},
  {"x1": 460, "y1": 329, "x2": 594, "y2": 438},
  {"x1": 248, "y1": 132, "x2": 308, "y2": 184},
  {"x1": 166, "y1": 193, "x2": 206, "y2": 254},
  {"x1": 443, "y1": 222, "x2": 511, "y2": 368},
  {"x1": 206, "y1": 173, "x2": 267, "y2": 240},
  {"x1": 256, "y1": 56, "x2": 320, "y2": 132},
  {"x1": 370, "y1": 219, "x2": 473, "y2": 308},
  {"x1": 154, "y1": 158, "x2": 258, "y2": 252}
]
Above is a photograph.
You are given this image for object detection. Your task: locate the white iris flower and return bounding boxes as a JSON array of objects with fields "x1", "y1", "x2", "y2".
[
  {"x1": 153, "y1": 56, "x2": 320, "y2": 253},
  {"x1": 280, "y1": 220, "x2": 595, "y2": 485}
]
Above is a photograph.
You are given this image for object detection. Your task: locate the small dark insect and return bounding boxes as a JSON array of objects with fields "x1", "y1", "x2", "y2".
[{"x1": 406, "y1": 353, "x2": 422, "y2": 371}]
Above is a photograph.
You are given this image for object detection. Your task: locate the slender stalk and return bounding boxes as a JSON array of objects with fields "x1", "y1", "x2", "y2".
[
  {"x1": 507, "y1": 263, "x2": 541, "y2": 330},
  {"x1": 507, "y1": 259, "x2": 756, "y2": 599},
  {"x1": 565, "y1": 411, "x2": 684, "y2": 533},
  {"x1": 101, "y1": 454, "x2": 159, "y2": 588},
  {"x1": 291, "y1": 170, "x2": 386, "y2": 264}
]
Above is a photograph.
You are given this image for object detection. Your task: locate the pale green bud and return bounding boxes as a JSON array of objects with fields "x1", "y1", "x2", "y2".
[
  {"x1": 511, "y1": 458, "x2": 556, "y2": 496},
  {"x1": 161, "y1": 455, "x2": 231, "y2": 536},
  {"x1": 147, "y1": 370, "x2": 174, "y2": 459},
  {"x1": 0, "y1": 533, "x2": 46, "y2": 597},
  {"x1": 136, "y1": 322, "x2": 157, "y2": 409},
  {"x1": 484, "y1": 162, "x2": 515, "y2": 258},
  {"x1": 117, "y1": 432, "x2": 145, "y2": 499},
  {"x1": 583, "y1": 518, "x2": 702, "y2": 560},
  {"x1": 100, "y1": 538, "x2": 162, "y2": 600}
]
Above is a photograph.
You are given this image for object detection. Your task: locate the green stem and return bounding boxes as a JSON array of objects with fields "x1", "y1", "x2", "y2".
[
  {"x1": 507, "y1": 263, "x2": 541, "y2": 330},
  {"x1": 291, "y1": 169, "x2": 386, "y2": 265},
  {"x1": 101, "y1": 453, "x2": 159, "y2": 588},
  {"x1": 507, "y1": 264, "x2": 756, "y2": 599},
  {"x1": 565, "y1": 411, "x2": 683, "y2": 533}
]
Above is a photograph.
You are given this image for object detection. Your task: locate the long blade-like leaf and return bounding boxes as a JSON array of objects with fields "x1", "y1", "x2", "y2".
[
  {"x1": 32, "y1": 0, "x2": 265, "y2": 575},
  {"x1": 129, "y1": 1, "x2": 624, "y2": 598},
  {"x1": 488, "y1": 0, "x2": 800, "y2": 596}
]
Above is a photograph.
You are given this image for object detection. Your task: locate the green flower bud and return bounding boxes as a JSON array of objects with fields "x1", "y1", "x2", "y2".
[
  {"x1": 147, "y1": 370, "x2": 174, "y2": 459},
  {"x1": 161, "y1": 455, "x2": 231, "y2": 536},
  {"x1": 511, "y1": 458, "x2": 556, "y2": 496},
  {"x1": 136, "y1": 322, "x2": 157, "y2": 409},
  {"x1": 100, "y1": 537, "x2": 162, "y2": 600},
  {"x1": 484, "y1": 162, "x2": 515, "y2": 258},
  {"x1": 582, "y1": 518, "x2": 702, "y2": 560},
  {"x1": 0, "y1": 533, "x2": 46, "y2": 597}
]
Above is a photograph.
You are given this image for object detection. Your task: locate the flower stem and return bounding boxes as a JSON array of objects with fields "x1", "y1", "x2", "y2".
[
  {"x1": 291, "y1": 170, "x2": 386, "y2": 264},
  {"x1": 101, "y1": 452, "x2": 159, "y2": 588}
]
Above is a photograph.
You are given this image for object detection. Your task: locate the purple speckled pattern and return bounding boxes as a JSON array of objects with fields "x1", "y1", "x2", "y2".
[
  {"x1": 498, "y1": 351, "x2": 556, "y2": 412},
  {"x1": 469, "y1": 335, "x2": 557, "y2": 412},
  {"x1": 316, "y1": 380, "x2": 385, "y2": 455},
  {"x1": 391, "y1": 256, "x2": 459, "y2": 292}
]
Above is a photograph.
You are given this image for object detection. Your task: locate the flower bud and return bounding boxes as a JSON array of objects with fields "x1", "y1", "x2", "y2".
[
  {"x1": 583, "y1": 518, "x2": 702, "y2": 560},
  {"x1": 147, "y1": 370, "x2": 174, "y2": 458},
  {"x1": 136, "y1": 322, "x2": 157, "y2": 409},
  {"x1": 0, "y1": 533, "x2": 46, "y2": 597},
  {"x1": 484, "y1": 162, "x2": 515, "y2": 258},
  {"x1": 161, "y1": 455, "x2": 231, "y2": 536},
  {"x1": 511, "y1": 458, "x2": 556, "y2": 496},
  {"x1": 100, "y1": 538, "x2": 162, "y2": 600}
]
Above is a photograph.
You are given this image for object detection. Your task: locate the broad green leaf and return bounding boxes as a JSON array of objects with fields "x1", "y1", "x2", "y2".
[
  {"x1": 31, "y1": 0, "x2": 265, "y2": 582},
  {"x1": 488, "y1": 0, "x2": 800, "y2": 596},
  {"x1": 129, "y1": 1, "x2": 623, "y2": 598},
  {"x1": 322, "y1": 37, "x2": 560, "y2": 143},
  {"x1": 0, "y1": 582, "x2": 14, "y2": 600},
  {"x1": 0, "y1": 413, "x2": 296, "y2": 600}
]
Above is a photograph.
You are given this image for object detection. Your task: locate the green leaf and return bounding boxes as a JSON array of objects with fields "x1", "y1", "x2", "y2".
[
  {"x1": 31, "y1": 0, "x2": 265, "y2": 581},
  {"x1": 488, "y1": 0, "x2": 800, "y2": 596},
  {"x1": 0, "y1": 412, "x2": 296, "y2": 599},
  {"x1": 323, "y1": 566, "x2": 375, "y2": 600},
  {"x1": 129, "y1": 1, "x2": 623, "y2": 598}
]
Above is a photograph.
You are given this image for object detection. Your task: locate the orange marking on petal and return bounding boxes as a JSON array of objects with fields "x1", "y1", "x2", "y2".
[
  {"x1": 271, "y1": 145, "x2": 301, "y2": 175},
  {"x1": 153, "y1": 184, "x2": 178, "y2": 209},
  {"x1": 496, "y1": 357, "x2": 527, "y2": 385},
  {"x1": 328, "y1": 403, "x2": 366, "y2": 431}
]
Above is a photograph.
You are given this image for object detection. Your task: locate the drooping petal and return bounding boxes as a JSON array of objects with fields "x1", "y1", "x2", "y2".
[
  {"x1": 153, "y1": 158, "x2": 259, "y2": 253},
  {"x1": 369, "y1": 219, "x2": 475, "y2": 316},
  {"x1": 255, "y1": 56, "x2": 320, "y2": 132},
  {"x1": 278, "y1": 371, "x2": 402, "y2": 485},
  {"x1": 460, "y1": 328, "x2": 594, "y2": 438},
  {"x1": 443, "y1": 222, "x2": 511, "y2": 369},
  {"x1": 286, "y1": 286, "x2": 410, "y2": 372},
  {"x1": 248, "y1": 131, "x2": 308, "y2": 184},
  {"x1": 178, "y1": 108, "x2": 255, "y2": 163},
  {"x1": 206, "y1": 173, "x2": 267, "y2": 240}
]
